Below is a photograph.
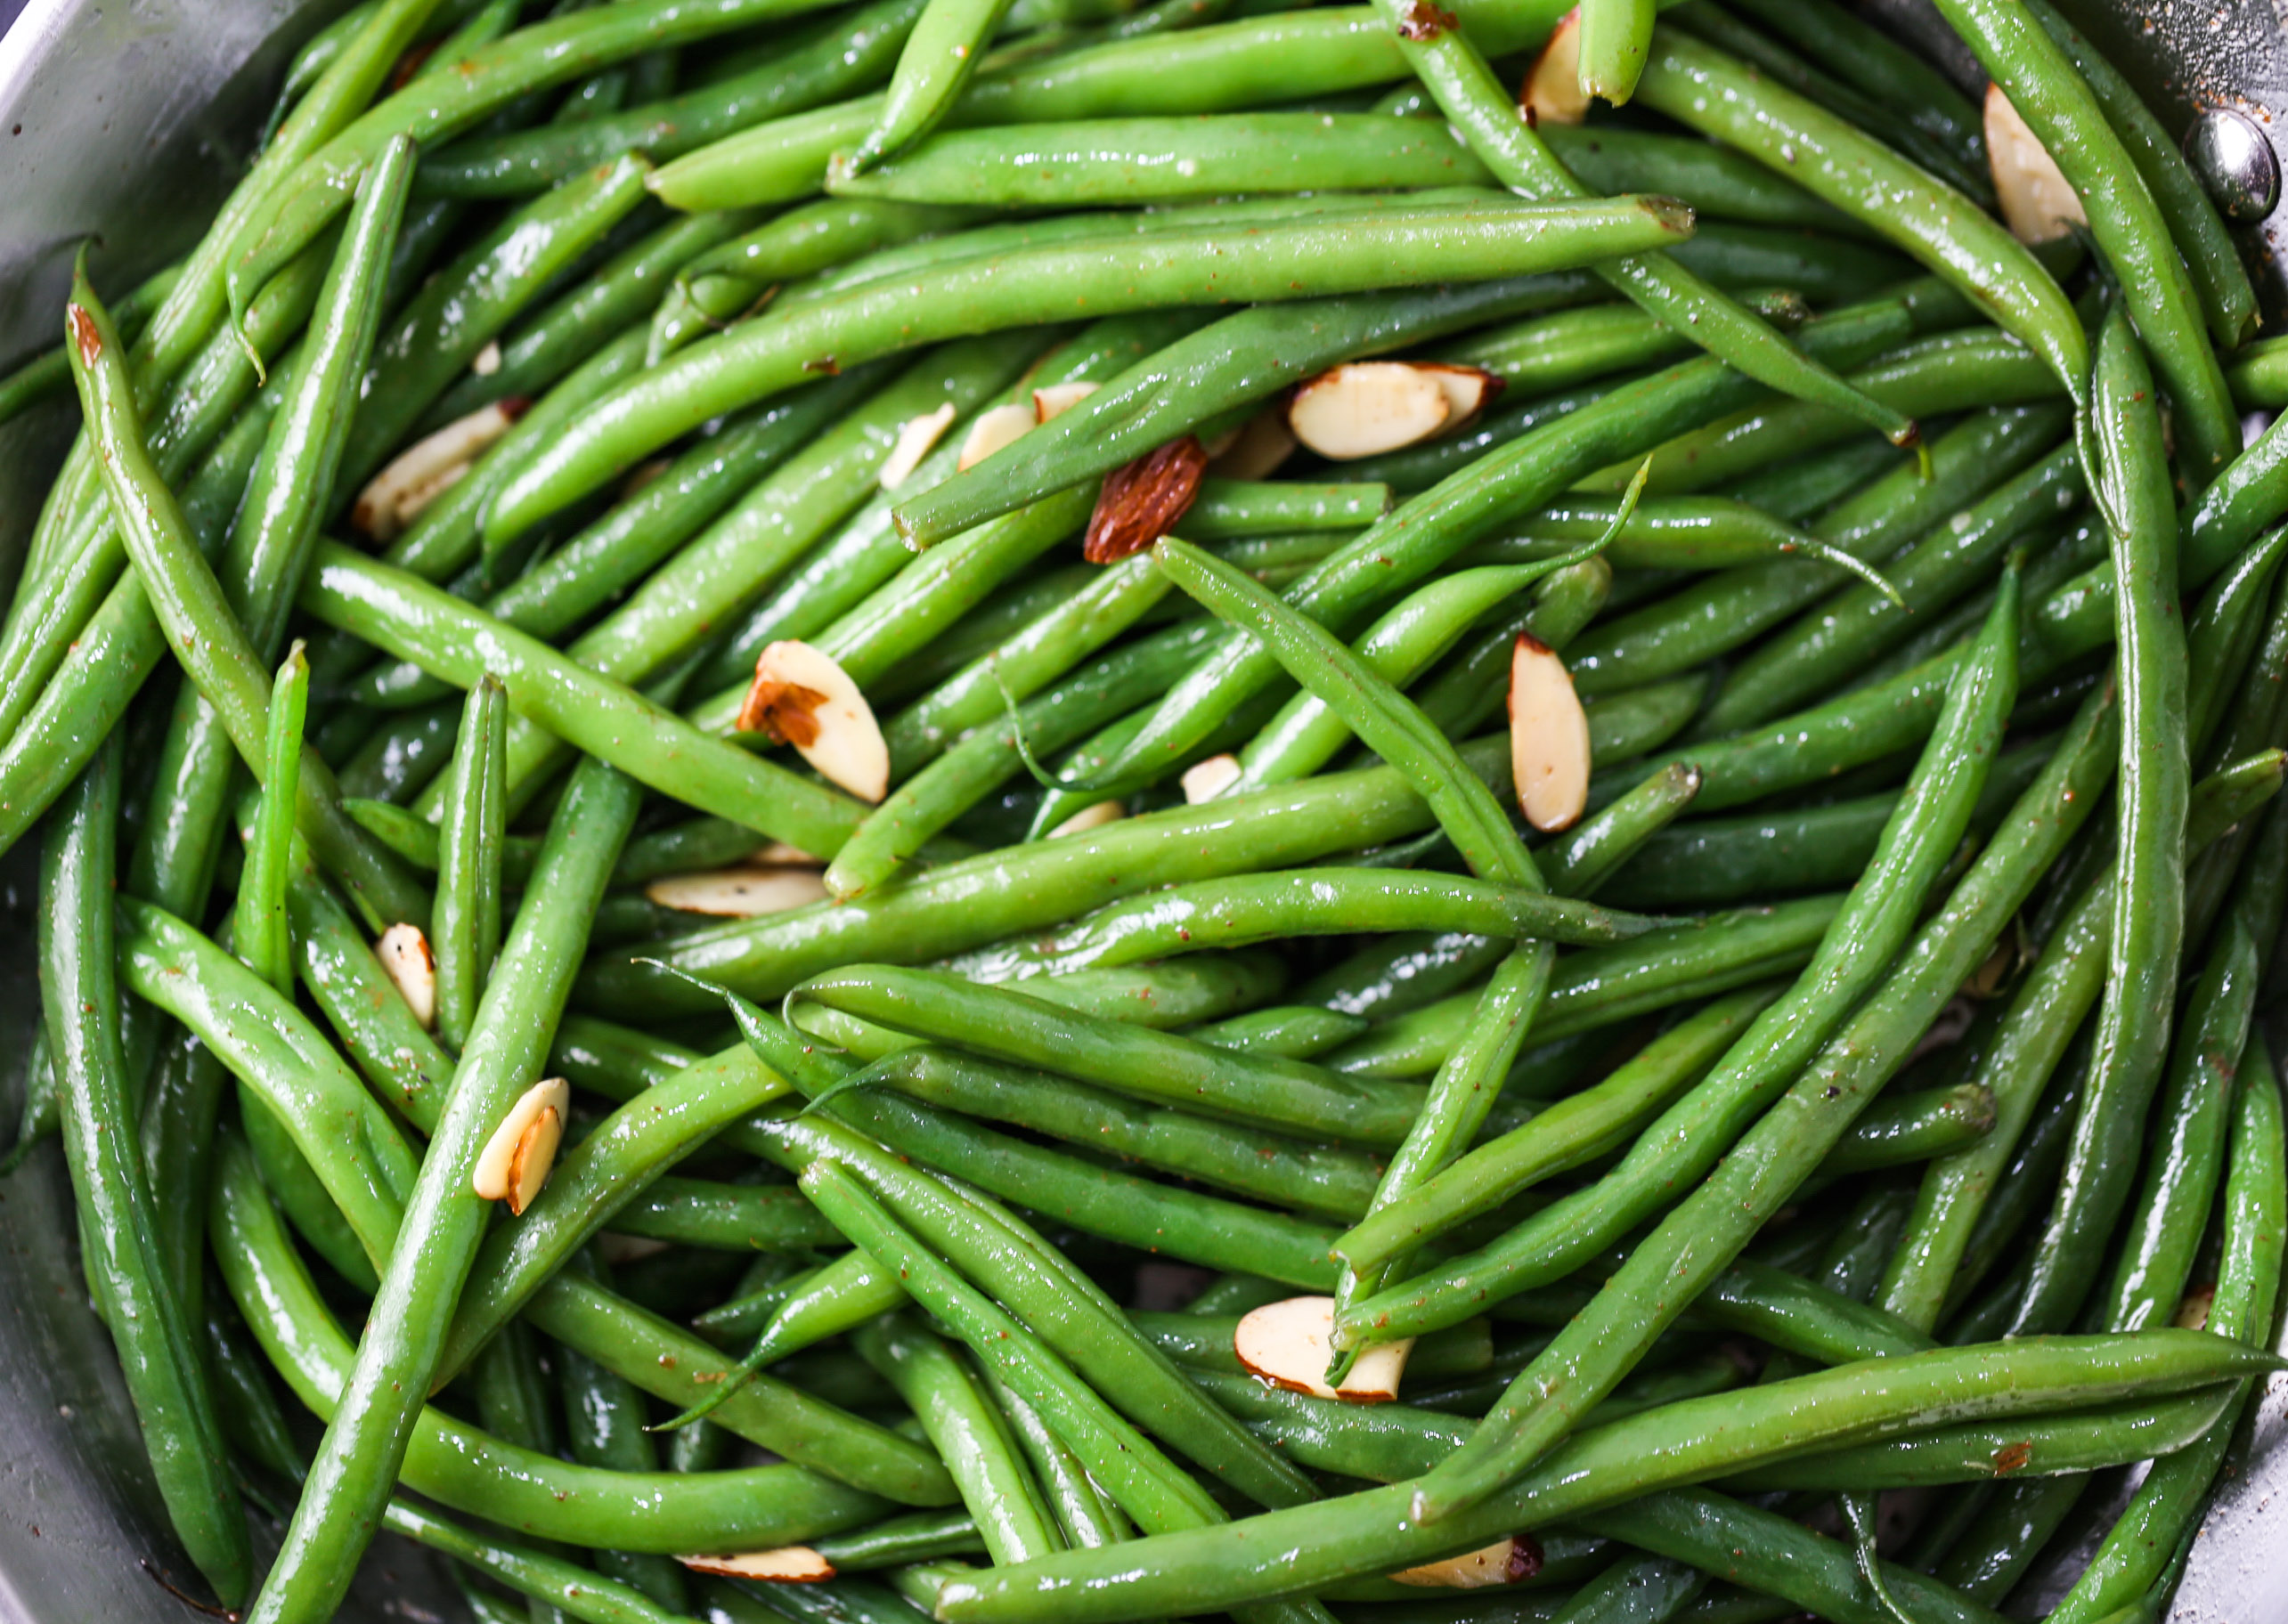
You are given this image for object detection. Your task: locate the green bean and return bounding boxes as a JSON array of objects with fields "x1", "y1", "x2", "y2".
[
  {"x1": 437, "y1": 1036, "x2": 788, "y2": 1376},
  {"x1": 1725, "y1": 0, "x2": 1980, "y2": 169},
  {"x1": 2227, "y1": 336, "x2": 2288, "y2": 409},
  {"x1": 1369, "y1": 0, "x2": 1917, "y2": 451},
  {"x1": 1543, "y1": 762, "x2": 1703, "y2": 898},
  {"x1": 818, "y1": 1046, "x2": 1383, "y2": 1217},
  {"x1": 244, "y1": 755, "x2": 639, "y2": 1624},
  {"x1": 1817, "y1": 1083, "x2": 1998, "y2": 1175},
  {"x1": 1578, "y1": 0, "x2": 1654, "y2": 102},
  {"x1": 556, "y1": 1287, "x2": 694, "y2": 1613},
  {"x1": 384, "y1": 1492, "x2": 692, "y2": 1624},
  {"x1": 813, "y1": 1507, "x2": 990, "y2": 1570},
  {"x1": 63, "y1": 256, "x2": 427, "y2": 929},
  {"x1": 222, "y1": 0, "x2": 859, "y2": 332},
  {"x1": 794, "y1": 1165, "x2": 1331, "y2": 1624},
  {"x1": 857, "y1": 1313, "x2": 1064, "y2": 1563},
  {"x1": 432, "y1": 676, "x2": 506, "y2": 1050},
  {"x1": 0, "y1": 260, "x2": 182, "y2": 430},
  {"x1": 606, "y1": 1176, "x2": 843, "y2": 1248},
  {"x1": 932, "y1": 1329, "x2": 2269, "y2": 1623},
  {"x1": 1584, "y1": 677, "x2": 1705, "y2": 770},
  {"x1": 1348, "y1": 587, "x2": 2052, "y2": 1369},
  {"x1": 415, "y1": 208, "x2": 763, "y2": 439},
  {"x1": 208, "y1": 1136, "x2": 897, "y2": 1555},
  {"x1": 1933, "y1": 0, "x2": 2235, "y2": 476},
  {"x1": 986, "y1": 1374, "x2": 1128, "y2": 1551},
  {"x1": 2007, "y1": 315, "x2": 2192, "y2": 1340},
  {"x1": 665, "y1": 199, "x2": 983, "y2": 346},
  {"x1": 1633, "y1": 28, "x2": 2087, "y2": 414},
  {"x1": 303, "y1": 543, "x2": 874, "y2": 856},
  {"x1": 501, "y1": 199, "x2": 1689, "y2": 545},
  {"x1": 1692, "y1": 443, "x2": 2082, "y2": 735},
  {"x1": 2017, "y1": 0, "x2": 2255, "y2": 347},
  {"x1": 428, "y1": 0, "x2": 925, "y2": 198},
  {"x1": 1335, "y1": 985, "x2": 1780, "y2": 1274},
  {"x1": 1412, "y1": 578, "x2": 2089, "y2": 1519},
  {"x1": 384, "y1": 324, "x2": 649, "y2": 584},
  {"x1": 2046, "y1": 1036, "x2": 2286, "y2": 1623},
  {"x1": 1034, "y1": 295, "x2": 1922, "y2": 811},
  {"x1": 792, "y1": 964, "x2": 1426, "y2": 1143},
  {"x1": 38, "y1": 743, "x2": 248, "y2": 1603},
  {"x1": 1581, "y1": 1489, "x2": 2009, "y2": 1624},
  {"x1": 231, "y1": 650, "x2": 308, "y2": 1001},
  {"x1": 845, "y1": 0, "x2": 1017, "y2": 174}
]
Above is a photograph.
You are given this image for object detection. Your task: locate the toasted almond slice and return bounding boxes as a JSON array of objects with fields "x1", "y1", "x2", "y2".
[
  {"x1": 473, "y1": 1077, "x2": 570, "y2": 1205},
  {"x1": 754, "y1": 840, "x2": 823, "y2": 865},
  {"x1": 353, "y1": 400, "x2": 525, "y2": 541},
  {"x1": 1181, "y1": 752, "x2": 1243, "y2": 805},
  {"x1": 740, "y1": 641, "x2": 890, "y2": 802},
  {"x1": 1209, "y1": 410, "x2": 1299, "y2": 480},
  {"x1": 1085, "y1": 435, "x2": 1208, "y2": 563},
  {"x1": 880, "y1": 402, "x2": 958, "y2": 490},
  {"x1": 505, "y1": 1100, "x2": 564, "y2": 1214},
  {"x1": 1521, "y1": 8, "x2": 1589, "y2": 126},
  {"x1": 957, "y1": 402, "x2": 1037, "y2": 471},
  {"x1": 1985, "y1": 83, "x2": 2086, "y2": 244},
  {"x1": 471, "y1": 338, "x2": 503, "y2": 377},
  {"x1": 376, "y1": 923, "x2": 436, "y2": 1029},
  {"x1": 1046, "y1": 800, "x2": 1127, "y2": 839},
  {"x1": 1509, "y1": 633, "x2": 1591, "y2": 833},
  {"x1": 677, "y1": 1548, "x2": 836, "y2": 1583},
  {"x1": 1233, "y1": 1296, "x2": 1415, "y2": 1402},
  {"x1": 2175, "y1": 1286, "x2": 2215, "y2": 1331},
  {"x1": 1416, "y1": 362, "x2": 1502, "y2": 429},
  {"x1": 1033, "y1": 380, "x2": 1100, "y2": 423},
  {"x1": 646, "y1": 865, "x2": 831, "y2": 916},
  {"x1": 1288, "y1": 362, "x2": 1451, "y2": 460},
  {"x1": 1392, "y1": 1537, "x2": 1541, "y2": 1589}
]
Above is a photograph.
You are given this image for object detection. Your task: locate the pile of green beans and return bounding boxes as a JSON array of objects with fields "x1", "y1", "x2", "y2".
[{"x1": 5, "y1": 0, "x2": 2288, "y2": 1620}]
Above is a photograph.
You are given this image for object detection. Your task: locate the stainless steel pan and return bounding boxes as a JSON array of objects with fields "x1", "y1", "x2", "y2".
[{"x1": 0, "y1": 0, "x2": 2279, "y2": 1617}]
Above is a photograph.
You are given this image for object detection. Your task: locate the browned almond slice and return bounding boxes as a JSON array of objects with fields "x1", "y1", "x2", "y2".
[
  {"x1": 1521, "y1": 9, "x2": 1589, "y2": 126},
  {"x1": 353, "y1": 400, "x2": 525, "y2": 541},
  {"x1": 471, "y1": 339, "x2": 503, "y2": 377},
  {"x1": 645, "y1": 865, "x2": 830, "y2": 916},
  {"x1": 740, "y1": 641, "x2": 890, "y2": 802},
  {"x1": 1288, "y1": 362, "x2": 1451, "y2": 460},
  {"x1": 1033, "y1": 380, "x2": 1100, "y2": 423},
  {"x1": 957, "y1": 402, "x2": 1037, "y2": 471},
  {"x1": 1046, "y1": 800, "x2": 1127, "y2": 839},
  {"x1": 1509, "y1": 633, "x2": 1591, "y2": 832},
  {"x1": 1181, "y1": 752, "x2": 1243, "y2": 804},
  {"x1": 678, "y1": 1548, "x2": 836, "y2": 1582},
  {"x1": 1392, "y1": 1537, "x2": 1542, "y2": 1588},
  {"x1": 1233, "y1": 1296, "x2": 1415, "y2": 1401},
  {"x1": 1085, "y1": 435, "x2": 1208, "y2": 563},
  {"x1": 1416, "y1": 362, "x2": 1503, "y2": 430},
  {"x1": 1209, "y1": 410, "x2": 1299, "y2": 480},
  {"x1": 472, "y1": 1076, "x2": 570, "y2": 1207},
  {"x1": 880, "y1": 402, "x2": 957, "y2": 489},
  {"x1": 376, "y1": 923, "x2": 436, "y2": 1029},
  {"x1": 754, "y1": 840, "x2": 823, "y2": 865},
  {"x1": 2175, "y1": 1286, "x2": 2215, "y2": 1331},
  {"x1": 1985, "y1": 83, "x2": 2086, "y2": 244}
]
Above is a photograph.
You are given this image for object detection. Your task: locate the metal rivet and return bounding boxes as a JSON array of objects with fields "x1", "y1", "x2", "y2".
[{"x1": 2186, "y1": 108, "x2": 2280, "y2": 223}]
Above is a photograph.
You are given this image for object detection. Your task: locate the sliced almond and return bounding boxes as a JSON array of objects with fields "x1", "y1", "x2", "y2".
[
  {"x1": 1392, "y1": 1538, "x2": 1541, "y2": 1589},
  {"x1": 754, "y1": 840, "x2": 823, "y2": 865},
  {"x1": 472, "y1": 1076, "x2": 570, "y2": 1207},
  {"x1": 1033, "y1": 380, "x2": 1100, "y2": 423},
  {"x1": 595, "y1": 1232, "x2": 673, "y2": 1265},
  {"x1": 880, "y1": 402, "x2": 958, "y2": 490},
  {"x1": 1521, "y1": 9, "x2": 1590, "y2": 126},
  {"x1": 1085, "y1": 435, "x2": 1208, "y2": 564},
  {"x1": 1416, "y1": 362, "x2": 1502, "y2": 431},
  {"x1": 1985, "y1": 83, "x2": 2086, "y2": 244},
  {"x1": 1509, "y1": 633, "x2": 1591, "y2": 833},
  {"x1": 471, "y1": 339, "x2": 503, "y2": 377},
  {"x1": 677, "y1": 1547, "x2": 836, "y2": 1583},
  {"x1": 1209, "y1": 410, "x2": 1299, "y2": 481},
  {"x1": 2175, "y1": 1286, "x2": 2216, "y2": 1331},
  {"x1": 1233, "y1": 1296, "x2": 1414, "y2": 1402},
  {"x1": 376, "y1": 923, "x2": 436, "y2": 1030},
  {"x1": 1181, "y1": 752, "x2": 1243, "y2": 805},
  {"x1": 739, "y1": 641, "x2": 890, "y2": 802},
  {"x1": 353, "y1": 400, "x2": 525, "y2": 542},
  {"x1": 1046, "y1": 800, "x2": 1127, "y2": 839},
  {"x1": 957, "y1": 402, "x2": 1037, "y2": 472},
  {"x1": 1288, "y1": 362, "x2": 1451, "y2": 461},
  {"x1": 645, "y1": 865, "x2": 830, "y2": 917}
]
